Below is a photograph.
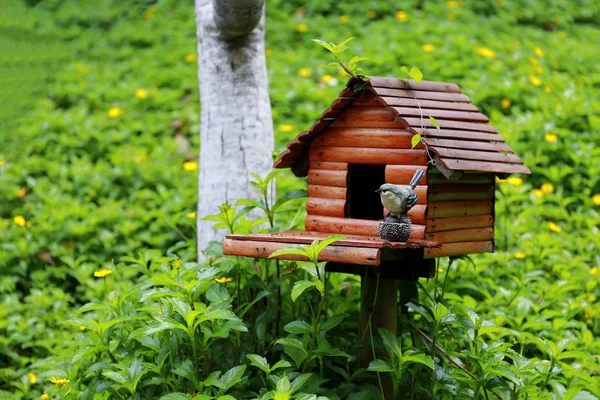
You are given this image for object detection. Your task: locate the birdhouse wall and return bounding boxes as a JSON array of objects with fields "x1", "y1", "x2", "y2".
[
  {"x1": 305, "y1": 100, "x2": 428, "y2": 240},
  {"x1": 423, "y1": 168, "x2": 496, "y2": 258}
]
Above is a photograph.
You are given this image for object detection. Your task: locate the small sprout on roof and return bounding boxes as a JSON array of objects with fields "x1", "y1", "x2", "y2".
[{"x1": 312, "y1": 37, "x2": 369, "y2": 88}]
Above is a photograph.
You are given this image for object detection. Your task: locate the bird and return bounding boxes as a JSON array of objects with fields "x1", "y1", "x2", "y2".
[{"x1": 375, "y1": 169, "x2": 425, "y2": 218}]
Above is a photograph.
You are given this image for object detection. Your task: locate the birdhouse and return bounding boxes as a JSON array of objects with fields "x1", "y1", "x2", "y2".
[{"x1": 223, "y1": 76, "x2": 530, "y2": 278}]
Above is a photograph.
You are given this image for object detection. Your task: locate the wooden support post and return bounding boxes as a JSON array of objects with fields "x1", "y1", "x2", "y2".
[{"x1": 360, "y1": 275, "x2": 398, "y2": 400}]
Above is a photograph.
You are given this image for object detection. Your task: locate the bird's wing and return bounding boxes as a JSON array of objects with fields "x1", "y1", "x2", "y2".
[{"x1": 405, "y1": 193, "x2": 419, "y2": 211}]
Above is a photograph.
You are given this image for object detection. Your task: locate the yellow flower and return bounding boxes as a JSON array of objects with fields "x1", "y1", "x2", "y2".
[
  {"x1": 447, "y1": 0, "x2": 459, "y2": 8},
  {"x1": 108, "y1": 106, "x2": 124, "y2": 118},
  {"x1": 298, "y1": 68, "x2": 311, "y2": 78},
  {"x1": 474, "y1": 47, "x2": 496, "y2": 59},
  {"x1": 16, "y1": 187, "x2": 27, "y2": 198},
  {"x1": 265, "y1": 49, "x2": 272, "y2": 57},
  {"x1": 422, "y1": 44, "x2": 435, "y2": 53},
  {"x1": 588, "y1": 294, "x2": 597, "y2": 303},
  {"x1": 544, "y1": 133, "x2": 557, "y2": 143},
  {"x1": 541, "y1": 183, "x2": 554, "y2": 194},
  {"x1": 544, "y1": 86, "x2": 552, "y2": 93},
  {"x1": 548, "y1": 222, "x2": 562, "y2": 233},
  {"x1": 184, "y1": 53, "x2": 196, "y2": 63},
  {"x1": 41, "y1": 394, "x2": 49, "y2": 400},
  {"x1": 135, "y1": 88, "x2": 148, "y2": 99},
  {"x1": 296, "y1": 23, "x2": 308, "y2": 33},
  {"x1": 50, "y1": 377, "x2": 70, "y2": 386},
  {"x1": 171, "y1": 259, "x2": 182, "y2": 269},
  {"x1": 0, "y1": 160, "x2": 5, "y2": 166},
  {"x1": 396, "y1": 11, "x2": 408, "y2": 22},
  {"x1": 590, "y1": 267, "x2": 598, "y2": 277},
  {"x1": 506, "y1": 177, "x2": 523, "y2": 186},
  {"x1": 319, "y1": 74, "x2": 333, "y2": 84},
  {"x1": 187, "y1": 211, "x2": 196, "y2": 218},
  {"x1": 515, "y1": 252, "x2": 526, "y2": 259},
  {"x1": 367, "y1": 10, "x2": 377, "y2": 19},
  {"x1": 279, "y1": 124, "x2": 293, "y2": 133},
  {"x1": 339, "y1": 15, "x2": 349, "y2": 24},
  {"x1": 134, "y1": 154, "x2": 146, "y2": 163},
  {"x1": 13, "y1": 216, "x2": 26, "y2": 227},
  {"x1": 531, "y1": 189, "x2": 544, "y2": 198},
  {"x1": 592, "y1": 194, "x2": 600, "y2": 205},
  {"x1": 215, "y1": 277, "x2": 233, "y2": 284},
  {"x1": 93, "y1": 269, "x2": 112, "y2": 278},
  {"x1": 273, "y1": 392, "x2": 290, "y2": 400},
  {"x1": 501, "y1": 98, "x2": 511, "y2": 108},
  {"x1": 529, "y1": 76, "x2": 542, "y2": 86},
  {"x1": 183, "y1": 161, "x2": 198, "y2": 171},
  {"x1": 28, "y1": 373, "x2": 37, "y2": 384},
  {"x1": 79, "y1": 325, "x2": 86, "y2": 331},
  {"x1": 534, "y1": 47, "x2": 544, "y2": 57}
]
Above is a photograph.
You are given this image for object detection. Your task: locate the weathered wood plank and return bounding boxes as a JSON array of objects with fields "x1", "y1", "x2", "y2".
[
  {"x1": 311, "y1": 128, "x2": 414, "y2": 149},
  {"x1": 425, "y1": 227, "x2": 494, "y2": 243},
  {"x1": 426, "y1": 215, "x2": 494, "y2": 232},
  {"x1": 430, "y1": 147, "x2": 524, "y2": 164},
  {"x1": 367, "y1": 77, "x2": 461, "y2": 93},
  {"x1": 427, "y1": 200, "x2": 493, "y2": 218},
  {"x1": 423, "y1": 138, "x2": 514, "y2": 153},
  {"x1": 309, "y1": 146, "x2": 428, "y2": 166},
  {"x1": 308, "y1": 169, "x2": 347, "y2": 187},
  {"x1": 414, "y1": 128, "x2": 505, "y2": 142},
  {"x1": 428, "y1": 184, "x2": 495, "y2": 201},
  {"x1": 391, "y1": 107, "x2": 490, "y2": 123},
  {"x1": 356, "y1": 96, "x2": 479, "y2": 112},
  {"x1": 427, "y1": 173, "x2": 494, "y2": 185},
  {"x1": 306, "y1": 215, "x2": 425, "y2": 240},
  {"x1": 308, "y1": 185, "x2": 347, "y2": 199},
  {"x1": 223, "y1": 239, "x2": 381, "y2": 265},
  {"x1": 306, "y1": 197, "x2": 346, "y2": 218},
  {"x1": 402, "y1": 118, "x2": 497, "y2": 133},
  {"x1": 385, "y1": 165, "x2": 428, "y2": 185},
  {"x1": 309, "y1": 161, "x2": 348, "y2": 171},
  {"x1": 370, "y1": 87, "x2": 472, "y2": 103},
  {"x1": 424, "y1": 241, "x2": 494, "y2": 258},
  {"x1": 439, "y1": 159, "x2": 532, "y2": 174}
]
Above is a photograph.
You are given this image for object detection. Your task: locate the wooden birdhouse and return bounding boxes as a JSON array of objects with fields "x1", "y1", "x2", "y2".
[{"x1": 223, "y1": 76, "x2": 530, "y2": 278}]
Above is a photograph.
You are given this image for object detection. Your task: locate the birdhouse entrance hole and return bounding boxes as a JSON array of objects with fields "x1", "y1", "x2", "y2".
[{"x1": 346, "y1": 164, "x2": 385, "y2": 220}]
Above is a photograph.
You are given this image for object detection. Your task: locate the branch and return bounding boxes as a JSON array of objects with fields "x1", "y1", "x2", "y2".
[{"x1": 212, "y1": 0, "x2": 265, "y2": 40}]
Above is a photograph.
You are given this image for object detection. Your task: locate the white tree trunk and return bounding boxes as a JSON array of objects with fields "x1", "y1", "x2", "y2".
[{"x1": 195, "y1": 0, "x2": 274, "y2": 257}]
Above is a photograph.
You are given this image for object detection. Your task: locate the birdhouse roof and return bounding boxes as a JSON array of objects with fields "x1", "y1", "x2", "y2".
[{"x1": 274, "y1": 76, "x2": 531, "y2": 177}]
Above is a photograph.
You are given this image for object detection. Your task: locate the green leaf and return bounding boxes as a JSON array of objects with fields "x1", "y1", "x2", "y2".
[
  {"x1": 221, "y1": 365, "x2": 246, "y2": 390},
  {"x1": 271, "y1": 360, "x2": 292, "y2": 371},
  {"x1": 289, "y1": 373, "x2": 314, "y2": 393},
  {"x1": 410, "y1": 67, "x2": 423, "y2": 83},
  {"x1": 246, "y1": 354, "x2": 269, "y2": 373},
  {"x1": 271, "y1": 189, "x2": 307, "y2": 213},
  {"x1": 284, "y1": 320, "x2": 312, "y2": 334},
  {"x1": 171, "y1": 360, "x2": 197, "y2": 383},
  {"x1": 367, "y1": 359, "x2": 394, "y2": 373},
  {"x1": 160, "y1": 393, "x2": 192, "y2": 400},
  {"x1": 320, "y1": 314, "x2": 345, "y2": 332},
  {"x1": 429, "y1": 115, "x2": 440, "y2": 131},
  {"x1": 313, "y1": 234, "x2": 345, "y2": 256},
  {"x1": 411, "y1": 134, "x2": 422, "y2": 149},
  {"x1": 102, "y1": 371, "x2": 127, "y2": 384},
  {"x1": 145, "y1": 320, "x2": 187, "y2": 336},
  {"x1": 400, "y1": 66, "x2": 410, "y2": 75},
  {"x1": 291, "y1": 280, "x2": 317, "y2": 302},
  {"x1": 403, "y1": 352, "x2": 434, "y2": 370},
  {"x1": 268, "y1": 245, "x2": 309, "y2": 259},
  {"x1": 312, "y1": 39, "x2": 336, "y2": 54}
]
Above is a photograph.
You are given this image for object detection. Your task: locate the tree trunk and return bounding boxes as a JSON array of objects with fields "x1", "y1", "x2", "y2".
[{"x1": 194, "y1": 0, "x2": 274, "y2": 257}]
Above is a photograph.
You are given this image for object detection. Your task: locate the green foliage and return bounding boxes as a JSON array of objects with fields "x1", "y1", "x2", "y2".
[{"x1": 1, "y1": 0, "x2": 600, "y2": 399}]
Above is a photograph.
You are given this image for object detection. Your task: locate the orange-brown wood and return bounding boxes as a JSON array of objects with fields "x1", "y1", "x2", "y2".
[
  {"x1": 402, "y1": 118, "x2": 497, "y2": 133},
  {"x1": 311, "y1": 128, "x2": 414, "y2": 149},
  {"x1": 428, "y1": 184, "x2": 495, "y2": 202},
  {"x1": 377, "y1": 97, "x2": 479, "y2": 112},
  {"x1": 367, "y1": 77, "x2": 461, "y2": 93},
  {"x1": 439, "y1": 159, "x2": 532, "y2": 174},
  {"x1": 391, "y1": 107, "x2": 490, "y2": 123},
  {"x1": 306, "y1": 215, "x2": 426, "y2": 240},
  {"x1": 306, "y1": 198, "x2": 346, "y2": 218},
  {"x1": 330, "y1": 120, "x2": 407, "y2": 129},
  {"x1": 424, "y1": 241, "x2": 493, "y2": 258},
  {"x1": 385, "y1": 165, "x2": 427, "y2": 184},
  {"x1": 426, "y1": 215, "x2": 494, "y2": 232},
  {"x1": 337, "y1": 107, "x2": 398, "y2": 122},
  {"x1": 427, "y1": 200, "x2": 493, "y2": 218},
  {"x1": 425, "y1": 227, "x2": 494, "y2": 242},
  {"x1": 308, "y1": 185, "x2": 347, "y2": 199},
  {"x1": 382, "y1": 205, "x2": 427, "y2": 225},
  {"x1": 427, "y1": 173, "x2": 494, "y2": 185},
  {"x1": 307, "y1": 170, "x2": 347, "y2": 187},
  {"x1": 414, "y1": 128, "x2": 505, "y2": 142},
  {"x1": 309, "y1": 146, "x2": 428, "y2": 166},
  {"x1": 423, "y1": 138, "x2": 514, "y2": 153},
  {"x1": 225, "y1": 231, "x2": 440, "y2": 249},
  {"x1": 430, "y1": 147, "x2": 524, "y2": 164},
  {"x1": 309, "y1": 161, "x2": 348, "y2": 171},
  {"x1": 370, "y1": 87, "x2": 472, "y2": 103},
  {"x1": 223, "y1": 238, "x2": 381, "y2": 265}
]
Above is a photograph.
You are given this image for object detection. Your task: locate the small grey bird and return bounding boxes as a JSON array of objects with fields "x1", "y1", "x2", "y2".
[{"x1": 375, "y1": 169, "x2": 425, "y2": 217}]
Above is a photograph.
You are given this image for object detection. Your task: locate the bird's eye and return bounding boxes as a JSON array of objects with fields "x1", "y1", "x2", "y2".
[{"x1": 382, "y1": 190, "x2": 387, "y2": 193}]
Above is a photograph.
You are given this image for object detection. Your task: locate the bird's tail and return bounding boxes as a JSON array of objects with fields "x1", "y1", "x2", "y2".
[{"x1": 409, "y1": 169, "x2": 425, "y2": 189}]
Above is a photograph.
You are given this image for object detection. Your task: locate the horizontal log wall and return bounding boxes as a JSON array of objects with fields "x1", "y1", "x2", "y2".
[
  {"x1": 385, "y1": 165, "x2": 428, "y2": 185},
  {"x1": 308, "y1": 185, "x2": 347, "y2": 199},
  {"x1": 306, "y1": 198, "x2": 346, "y2": 218},
  {"x1": 310, "y1": 147, "x2": 427, "y2": 165},
  {"x1": 306, "y1": 215, "x2": 425, "y2": 240},
  {"x1": 308, "y1": 169, "x2": 347, "y2": 187},
  {"x1": 425, "y1": 227, "x2": 494, "y2": 243},
  {"x1": 424, "y1": 241, "x2": 494, "y2": 259}
]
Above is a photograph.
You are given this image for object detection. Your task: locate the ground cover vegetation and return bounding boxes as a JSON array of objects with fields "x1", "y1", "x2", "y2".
[{"x1": 1, "y1": 0, "x2": 600, "y2": 398}]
